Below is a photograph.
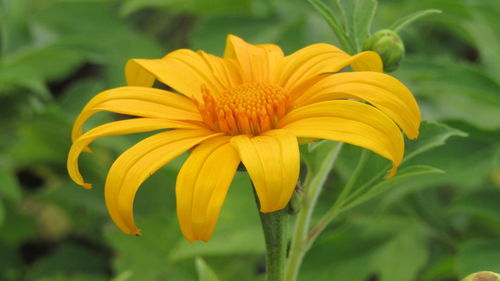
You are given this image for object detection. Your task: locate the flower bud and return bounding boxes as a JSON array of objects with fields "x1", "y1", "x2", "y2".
[
  {"x1": 362, "y1": 29, "x2": 405, "y2": 72},
  {"x1": 462, "y1": 271, "x2": 500, "y2": 281}
]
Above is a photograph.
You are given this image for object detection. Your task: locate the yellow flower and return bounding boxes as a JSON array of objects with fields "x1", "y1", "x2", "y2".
[{"x1": 67, "y1": 35, "x2": 420, "y2": 242}]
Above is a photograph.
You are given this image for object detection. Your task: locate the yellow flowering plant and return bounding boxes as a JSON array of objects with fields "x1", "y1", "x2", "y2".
[{"x1": 66, "y1": 0, "x2": 440, "y2": 280}]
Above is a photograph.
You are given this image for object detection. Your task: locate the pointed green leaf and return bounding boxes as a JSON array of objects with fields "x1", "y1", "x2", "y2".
[
  {"x1": 335, "y1": 121, "x2": 466, "y2": 206},
  {"x1": 336, "y1": 0, "x2": 378, "y2": 52},
  {"x1": 307, "y1": 0, "x2": 352, "y2": 52},
  {"x1": 344, "y1": 165, "x2": 443, "y2": 210},
  {"x1": 389, "y1": 9, "x2": 442, "y2": 32},
  {"x1": 405, "y1": 121, "x2": 468, "y2": 162},
  {"x1": 195, "y1": 257, "x2": 220, "y2": 281}
]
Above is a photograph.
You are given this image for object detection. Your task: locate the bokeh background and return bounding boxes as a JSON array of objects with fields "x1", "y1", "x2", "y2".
[{"x1": 0, "y1": 0, "x2": 499, "y2": 280}]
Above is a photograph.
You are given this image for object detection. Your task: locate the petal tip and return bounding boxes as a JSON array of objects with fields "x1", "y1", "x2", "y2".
[
  {"x1": 81, "y1": 183, "x2": 92, "y2": 189},
  {"x1": 132, "y1": 229, "x2": 142, "y2": 236},
  {"x1": 386, "y1": 166, "x2": 398, "y2": 178},
  {"x1": 408, "y1": 130, "x2": 420, "y2": 140}
]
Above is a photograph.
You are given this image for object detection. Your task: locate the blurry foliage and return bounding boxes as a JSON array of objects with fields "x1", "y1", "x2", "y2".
[{"x1": 0, "y1": 0, "x2": 499, "y2": 280}]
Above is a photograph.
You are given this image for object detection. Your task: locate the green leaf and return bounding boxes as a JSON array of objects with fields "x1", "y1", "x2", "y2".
[
  {"x1": 336, "y1": 0, "x2": 378, "y2": 52},
  {"x1": 335, "y1": 121, "x2": 465, "y2": 208},
  {"x1": 7, "y1": 107, "x2": 71, "y2": 166},
  {"x1": 33, "y1": 1, "x2": 163, "y2": 86},
  {"x1": 448, "y1": 189, "x2": 500, "y2": 226},
  {"x1": 389, "y1": 9, "x2": 442, "y2": 32},
  {"x1": 119, "y1": 0, "x2": 177, "y2": 16},
  {"x1": 300, "y1": 223, "x2": 387, "y2": 281},
  {"x1": 189, "y1": 6, "x2": 309, "y2": 55},
  {"x1": 344, "y1": 165, "x2": 443, "y2": 210},
  {"x1": 402, "y1": 121, "x2": 499, "y2": 189},
  {"x1": 105, "y1": 214, "x2": 197, "y2": 281},
  {"x1": 398, "y1": 58, "x2": 500, "y2": 131},
  {"x1": 0, "y1": 0, "x2": 32, "y2": 56},
  {"x1": 121, "y1": 0, "x2": 255, "y2": 17},
  {"x1": 195, "y1": 257, "x2": 220, "y2": 281},
  {"x1": 0, "y1": 72, "x2": 49, "y2": 98},
  {"x1": 170, "y1": 225, "x2": 264, "y2": 261},
  {"x1": 307, "y1": 0, "x2": 352, "y2": 52},
  {"x1": 58, "y1": 77, "x2": 107, "y2": 118},
  {"x1": 405, "y1": 121, "x2": 468, "y2": 161},
  {"x1": 373, "y1": 227, "x2": 428, "y2": 281},
  {"x1": 1, "y1": 40, "x2": 88, "y2": 85},
  {"x1": 460, "y1": 2, "x2": 500, "y2": 81},
  {"x1": 457, "y1": 239, "x2": 500, "y2": 276}
]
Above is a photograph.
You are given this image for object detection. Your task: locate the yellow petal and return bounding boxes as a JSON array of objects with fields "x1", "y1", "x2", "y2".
[
  {"x1": 68, "y1": 118, "x2": 202, "y2": 189},
  {"x1": 273, "y1": 43, "x2": 382, "y2": 91},
  {"x1": 176, "y1": 136, "x2": 240, "y2": 242},
  {"x1": 230, "y1": 131, "x2": 299, "y2": 212},
  {"x1": 224, "y1": 34, "x2": 285, "y2": 82},
  {"x1": 257, "y1": 44, "x2": 285, "y2": 73},
  {"x1": 197, "y1": 51, "x2": 242, "y2": 91},
  {"x1": 279, "y1": 100, "x2": 404, "y2": 177},
  {"x1": 71, "y1": 86, "x2": 201, "y2": 142},
  {"x1": 105, "y1": 129, "x2": 218, "y2": 235},
  {"x1": 126, "y1": 49, "x2": 235, "y2": 99},
  {"x1": 292, "y1": 71, "x2": 421, "y2": 139}
]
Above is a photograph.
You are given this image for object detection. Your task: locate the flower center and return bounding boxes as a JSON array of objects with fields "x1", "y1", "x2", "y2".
[{"x1": 196, "y1": 83, "x2": 288, "y2": 135}]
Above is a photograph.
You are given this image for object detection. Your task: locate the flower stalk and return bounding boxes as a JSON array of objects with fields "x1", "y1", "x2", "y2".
[
  {"x1": 259, "y1": 209, "x2": 289, "y2": 281},
  {"x1": 254, "y1": 184, "x2": 289, "y2": 281}
]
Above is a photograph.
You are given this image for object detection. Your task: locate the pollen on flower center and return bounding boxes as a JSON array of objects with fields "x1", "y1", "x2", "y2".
[{"x1": 195, "y1": 83, "x2": 288, "y2": 135}]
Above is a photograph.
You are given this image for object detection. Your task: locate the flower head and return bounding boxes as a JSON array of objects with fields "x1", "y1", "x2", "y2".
[{"x1": 68, "y1": 35, "x2": 420, "y2": 242}]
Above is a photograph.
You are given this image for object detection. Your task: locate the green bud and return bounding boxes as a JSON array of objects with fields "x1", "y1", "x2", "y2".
[
  {"x1": 362, "y1": 29, "x2": 405, "y2": 72},
  {"x1": 462, "y1": 271, "x2": 500, "y2": 281}
]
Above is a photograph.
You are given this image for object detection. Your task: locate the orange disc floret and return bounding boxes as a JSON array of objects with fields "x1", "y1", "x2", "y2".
[{"x1": 195, "y1": 83, "x2": 289, "y2": 135}]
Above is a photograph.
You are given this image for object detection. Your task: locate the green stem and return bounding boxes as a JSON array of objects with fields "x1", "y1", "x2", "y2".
[
  {"x1": 285, "y1": 143, "x2": 343, "y2": 281},
  {"x1": 308, "y1": 0, "x2": 354, "y2": 53},
  {"x1": 256, "y1": 190, "x2": 288, "y2": 281},
  {"x1": 307, "y1": 149, "x2": 368, "y2": 247}
]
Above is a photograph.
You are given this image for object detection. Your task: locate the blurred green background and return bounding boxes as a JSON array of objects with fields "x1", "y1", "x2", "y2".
[{"x1": 0, "y1": 0, "x2": 499, "y2": 280}]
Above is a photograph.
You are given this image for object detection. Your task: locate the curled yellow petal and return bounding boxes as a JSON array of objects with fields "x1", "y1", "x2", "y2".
[
  {"x1": 105, "y1": 129, "x2": 218, "y2": 235},
  {"x1": 68, "y1": 118, "x2": 202, "y2": 189},
  {"x1": 230, "y1": 131, "x2": 299, "y2": 212},
  {"x1": 279, "y1": 100, "x2": 404, "y2": 177},
  {"x1": 176, "y1": 136, "x2": 240, "y2": 242},
  {"x1": 71, "y1": 86, "x2": 201, "y2": 142},
  {"x1": 292, "y1": 71, "x2": 421, "y2": 139},
  {"x1": 273, "y1": 43, "x2": 382, "y2": 91}
]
